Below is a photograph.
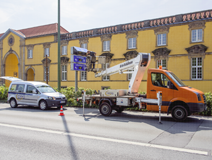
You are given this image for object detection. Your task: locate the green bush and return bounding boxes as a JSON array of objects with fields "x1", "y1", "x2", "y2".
[
  {"x1": 55, "y1": 87, "x2": 95, "y2": 107},
  {"x1": 202, "y1": 92, "x2": 212, "y2": 116},
  {"x1": 0, "y1": 85, "x2": 8, "y2": 100}
]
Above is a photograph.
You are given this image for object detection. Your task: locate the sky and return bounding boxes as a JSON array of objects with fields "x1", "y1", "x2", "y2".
[{"x1": 0, "y1": 0, "x2": 211, "y2": 33}]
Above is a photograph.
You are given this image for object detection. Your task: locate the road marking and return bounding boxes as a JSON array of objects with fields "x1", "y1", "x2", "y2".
[{"x1": 0, "y1": 122, "x2": 208, "y2": 156}]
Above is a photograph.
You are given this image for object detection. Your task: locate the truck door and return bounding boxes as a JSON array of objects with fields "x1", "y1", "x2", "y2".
[{"x1": 147, "y1": 72, "x2": 174, "y2": 112}]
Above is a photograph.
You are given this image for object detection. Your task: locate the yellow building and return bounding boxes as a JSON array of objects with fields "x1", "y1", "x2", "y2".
[{"x1": 0, "y1": 9, "x2": 212, "y2": 92}]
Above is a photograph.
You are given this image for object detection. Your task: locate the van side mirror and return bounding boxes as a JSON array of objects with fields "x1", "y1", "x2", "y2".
[{"x1": 32, "y1": 89, "x2": 37, "y2": 94}]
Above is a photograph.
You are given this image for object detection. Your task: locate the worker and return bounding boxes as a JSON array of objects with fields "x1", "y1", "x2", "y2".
[{"x1": 87, "y1": 51, "x2": 96, "y2": 70}]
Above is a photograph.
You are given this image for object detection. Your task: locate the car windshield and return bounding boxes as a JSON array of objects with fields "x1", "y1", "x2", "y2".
[
  {"x1": 36, "y1": 85, "x2": 56, "y2": 93},
  {"x1": 166, "y1": 72, "x2": 186, "y2": 87}
]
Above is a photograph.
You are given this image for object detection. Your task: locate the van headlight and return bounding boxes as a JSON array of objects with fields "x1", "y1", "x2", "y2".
[
  {"x1": 48, "y1": 96, "x2": 56, "y2": 100},
  {"x1": 197, "y1": 93, "x2": 201, "y2": 101}
]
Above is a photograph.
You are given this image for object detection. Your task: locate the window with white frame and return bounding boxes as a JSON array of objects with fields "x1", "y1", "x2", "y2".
[
  {"x1": 62, "y1": 46, "x2": 67, "y2": 55},
  {"x1": 128, "y1": 37, "x2": 136, "y2": 49},
  {"x1": 44, "y1": 48, "x2": 49, "y2": 57},
  {"x1": 81, "y1": 43, "x2": 87, "y2": 49},
  {"x1": 191, "y1": 29, "x2": 203, "y2": 42},
  {"x1": 127, "y1": 69, "x2": 133, "y2": 81},
  {"x1": 61, "y1": 65, "x2": 67, "y2": 81},
  {"x1": 103, "y1": 41, "x2": 110, "y2": 51},
  {"x1": 102, "y1": 63, "x2": 109, "y2": 81},
  {"x1": 81, "y1": 71, "x2": 87, "y2": 81},
  {"x1": 191, "y1": 57, "x2": 202, "y2": 80},
  {"x1": 44, "y1": 66, "x2": 49, "y2": 81},
  {"x1": 157, "y1": 59, "x2": 167, "y2": 69},
  {"x1": 157, "y1": 33, "x2": 167, "y2": 46},
  {"x1": 28, "y1": 49, "x2": 33, "y2": 59}
]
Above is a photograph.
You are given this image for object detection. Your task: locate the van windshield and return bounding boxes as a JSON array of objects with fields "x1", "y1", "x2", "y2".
[
  {"x1": 166, "y1": 72, "x2": 186, "y2": 87},
  {"x1": 36, "y1": 85, "x2": 56, "y2": 93}
]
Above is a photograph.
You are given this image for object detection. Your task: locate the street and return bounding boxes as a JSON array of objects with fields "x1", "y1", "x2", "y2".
[{"x1": 0, "y1": 103, "x2": 212, "y2": 160}]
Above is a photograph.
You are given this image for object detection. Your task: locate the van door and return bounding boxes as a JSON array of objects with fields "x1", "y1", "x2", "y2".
[
  {"x1": 15, "y1": 84, "x2": 26, "y2": 105},
  {"x1": 24, "y1": 85, "x2": 40, "y2": 106},
  {"x1": 147, "y1": 72, "x2": 174, "y2": 112}
]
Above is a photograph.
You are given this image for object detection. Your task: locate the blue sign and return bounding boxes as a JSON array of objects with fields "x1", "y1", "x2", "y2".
[
  {"x1": 71, "y1": 63, "x2": 87, "y2": 71},
  {"x1": 71, "y1": 55, "x2": 86, "y2": 63}
]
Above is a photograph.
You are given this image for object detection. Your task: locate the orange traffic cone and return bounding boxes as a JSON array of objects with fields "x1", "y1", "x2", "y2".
[{"x1": 58, "y1": 106, "x2": 65, "y2": 116}]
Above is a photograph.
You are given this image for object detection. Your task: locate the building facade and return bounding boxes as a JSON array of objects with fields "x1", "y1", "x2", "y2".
[{"x1": 0, "y1": 10, "x2": 212, "y2": 92}]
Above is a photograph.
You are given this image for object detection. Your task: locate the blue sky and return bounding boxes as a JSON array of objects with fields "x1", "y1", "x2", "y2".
[{"x1": 0, "y1": 0, "x2": 211, "y2": 33}]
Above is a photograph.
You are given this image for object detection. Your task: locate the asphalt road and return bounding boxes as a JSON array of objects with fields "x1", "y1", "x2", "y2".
[{"x1": 0, "y1": 103, "x2": 212, "y2": 160}]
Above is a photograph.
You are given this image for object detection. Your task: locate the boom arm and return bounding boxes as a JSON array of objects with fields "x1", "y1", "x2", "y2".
[{"x1": 95, "y1": 53, "x2": 151, "y2": 93}]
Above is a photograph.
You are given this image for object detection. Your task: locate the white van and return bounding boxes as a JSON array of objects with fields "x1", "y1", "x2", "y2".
[{"x1": 0, "y1": 77, "x2": 67, "y2": 110}]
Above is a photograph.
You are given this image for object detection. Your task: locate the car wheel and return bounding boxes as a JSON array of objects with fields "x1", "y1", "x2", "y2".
[
  {"x1": 171, "y1": 105, "x2": 188, "y2": 121},
  {"x1": 10, "y1": 98, "x2": 17, "y2": 108},
  {"x1": 99, "y1": 102, "x2": 112, "y2": 116},
  {"x1": 39, "y1": 100, "x2": 48, "y2": 110}
]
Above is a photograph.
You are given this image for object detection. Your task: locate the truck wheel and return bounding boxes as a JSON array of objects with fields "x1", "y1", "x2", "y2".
[
  {"x1": 10, "y1": 98, "x2": 17, "y2": 108},
  {"x1": 39, "y1": 100, "x2": 48, "y2": 110},
  {"x1": 99, "y1": 102, "x2": 112, "y2": 116},
  {"x1": 171, "y1": 105, "x2": 188, "y2": 121}
]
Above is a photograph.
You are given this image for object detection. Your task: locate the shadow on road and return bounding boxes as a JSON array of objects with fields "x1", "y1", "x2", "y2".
[
  {"x1": 73, "y1": 107, "x2": 212, "y2": 134},
  {"x1": 61, "y1": 116, "x2": 78, "y2": 160},
  {"x1": 0, "y1": 105, "x2": 66, "y2": 112}
]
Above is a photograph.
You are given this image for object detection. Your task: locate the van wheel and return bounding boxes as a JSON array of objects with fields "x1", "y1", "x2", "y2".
[
  {"x1": 171, "y1": 105, "x2": 188, "y2": 121},
  {"x1": 10, "y1": 98, "x2": 17, "y2": 108},
  {"x1": 99, "y1": 102, "x2": 112, "y2": 116},
  {"x1": 39, "y1": 100, "x2": 48, "y2": 110}
]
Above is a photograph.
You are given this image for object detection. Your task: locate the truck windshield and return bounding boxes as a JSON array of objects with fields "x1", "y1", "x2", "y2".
[
  {"x1": 166, "y1": 72, "x2": 186, "y2": 87},
  {"x1": 36, "y1": 85, "x2": 56, "y2": 93}
]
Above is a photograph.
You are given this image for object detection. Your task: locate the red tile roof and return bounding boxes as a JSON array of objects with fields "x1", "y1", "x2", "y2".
[{"x1": 0, "y1": 23, "x2": 69, "y2": 39}]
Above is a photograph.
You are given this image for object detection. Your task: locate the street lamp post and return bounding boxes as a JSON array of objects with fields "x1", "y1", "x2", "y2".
[{"x1": 58, "y1": 0, "x2": 61, "y2": 91}]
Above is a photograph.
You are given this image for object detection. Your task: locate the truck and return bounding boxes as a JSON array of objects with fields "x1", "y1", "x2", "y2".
[{"x1": 78, "y1": 52, "x2": 207, "y2": 121}]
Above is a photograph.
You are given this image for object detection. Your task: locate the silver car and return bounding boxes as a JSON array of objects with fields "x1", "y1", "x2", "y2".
[{"x1": 0, "y1": 77, "x2": 67, "y2": 110}]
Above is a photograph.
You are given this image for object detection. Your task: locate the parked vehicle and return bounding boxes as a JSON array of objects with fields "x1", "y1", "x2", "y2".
[
  {"x1": 0, "y1": 77, "x2": 67, "y2": 110},
  {"x1": 78, "y1": 52, "x2": 207, "y2": 121}
]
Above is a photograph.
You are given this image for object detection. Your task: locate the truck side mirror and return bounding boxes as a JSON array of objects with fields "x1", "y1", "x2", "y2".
[{"x1": 168, "y1": 81, "x2": 177, "y2": 90}]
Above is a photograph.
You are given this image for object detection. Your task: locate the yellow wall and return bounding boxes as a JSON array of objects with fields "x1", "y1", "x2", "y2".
[{"x1": 1, "y1": 20, "x2": 212, "y2": 93}]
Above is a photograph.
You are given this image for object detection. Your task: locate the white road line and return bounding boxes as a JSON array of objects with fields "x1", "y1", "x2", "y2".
[{"x1": 0, "y1": 122, "x2": 208, "y2": 156}]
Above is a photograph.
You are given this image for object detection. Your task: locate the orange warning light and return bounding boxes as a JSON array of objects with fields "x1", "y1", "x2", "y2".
[{"x1": 159, "y1": 66, "x2": 162, "y2": 69}]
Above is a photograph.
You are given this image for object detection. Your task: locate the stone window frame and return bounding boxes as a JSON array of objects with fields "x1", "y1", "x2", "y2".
[
  {"x1": 27, "y1": 45, "x2": 34, "y2": 59},
  {"x1": 79, "y1": 37, "x2": 89, "y2": 50},
  {"x1": 80, "y1": 71, "x2": 87, "y2": 81},
  {"x1": 154, "y1": 26, "x2": 169, "y2": 47},
  {"x1": 126, "y1": 30, "x2": 138, "y2": 50},
  {"x1": 188, "y1": 21, "x2": 205, "y2": 44},
  {"x1": 61, "y1": 64, "x2": 67, "y2": 81},
  {"x1": 41, "y1": 58, "x2": 51, "y2": 81},
  {"x1": 61, "y1": 40, "x2": 68, "y2": 56},
  {"x1": 152, "y1": 47, "x2": 171, "y2": 69},
  {"x1": 157, "y1": 59, "x2": 167, "y2": 69},
  {"x1": 102, "y1": 63, "x2": 110, "y2": 81},
  {"x1": 60, "y1": 57, "x2": 69, "y2": 81},
  {"x1": 185, "y1": 44, "x2": 208, "y2": 81},
  {"x1": 43, "y1": 43, "x2": 51, "y2": 57},
  {"x1": 101, "y1": 34, "x2": 112, "y2": 52}
]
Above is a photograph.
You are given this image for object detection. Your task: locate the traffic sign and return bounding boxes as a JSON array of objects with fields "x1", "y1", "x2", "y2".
[
  {"x1": 71, "y1": 55, "x2": 86, "y2": 63},
  {"x1": 71, "y1": 63, "x2": 87, "y2": 71}
]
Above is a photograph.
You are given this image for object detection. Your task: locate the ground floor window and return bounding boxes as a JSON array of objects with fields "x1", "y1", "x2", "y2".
[{"x1": 191, "y1": 57, "x2": 202, "y2": 80}]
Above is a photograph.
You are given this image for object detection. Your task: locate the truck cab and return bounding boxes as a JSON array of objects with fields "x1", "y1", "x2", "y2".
[{"x1": 146, "y1": 68, "x2": 206, "y2": 121}]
